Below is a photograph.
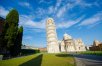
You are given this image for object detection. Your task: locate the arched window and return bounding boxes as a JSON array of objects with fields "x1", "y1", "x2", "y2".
[{"x1": 79, "y1": 47, "x2": 80, "y2": 50}]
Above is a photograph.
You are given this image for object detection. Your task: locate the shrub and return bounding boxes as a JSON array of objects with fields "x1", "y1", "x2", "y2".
[{"x1": 21, "y1": 49, "x2": 40, "y2": 55}]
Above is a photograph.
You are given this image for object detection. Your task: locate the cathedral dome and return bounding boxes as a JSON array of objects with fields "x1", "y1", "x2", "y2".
[{"x1": 64, "y1": 33, "x2": 72, "y2": 40}]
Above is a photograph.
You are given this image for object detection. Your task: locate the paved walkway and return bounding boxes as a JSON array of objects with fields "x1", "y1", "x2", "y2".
[{"x1": 73, "y1": 54, "x2": 102, "y2": 66}]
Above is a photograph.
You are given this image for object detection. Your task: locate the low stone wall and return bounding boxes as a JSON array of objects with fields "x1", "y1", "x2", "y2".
[{"x1": 0, "y1": 55, "x2": 3, "y2": 60}]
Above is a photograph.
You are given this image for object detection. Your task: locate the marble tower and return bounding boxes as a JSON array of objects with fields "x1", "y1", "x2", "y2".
[{"x1": 46, "y1": 18, "x2": 60, "y2": 53}]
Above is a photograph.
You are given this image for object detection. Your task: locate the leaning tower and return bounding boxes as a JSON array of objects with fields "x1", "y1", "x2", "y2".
[{"x1": 46, "y1": 18, "x2": 60, "y2": 53}]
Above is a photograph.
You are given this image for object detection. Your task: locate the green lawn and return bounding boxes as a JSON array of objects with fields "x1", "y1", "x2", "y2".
[
  {"x1": 0, "y1": 54, "x2": 41, "y2": 66},
  {"x1": 42, "y1": 54, "x2": 74, "y2": 66},
  {"x1": 0, "y1": 53, "x2": 75, "y2": 66}
]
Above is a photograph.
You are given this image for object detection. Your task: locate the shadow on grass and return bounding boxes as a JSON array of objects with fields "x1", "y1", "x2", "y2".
[
  {"x1": 20, "y1": 54, "x2": 43, "y2": 66},
  {"x1": 56, "y1": 54, "x2": 73, "y2": 57}
]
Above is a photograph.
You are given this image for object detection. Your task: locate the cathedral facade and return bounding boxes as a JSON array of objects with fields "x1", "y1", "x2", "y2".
[
  {"x1": 46, "y1": 18, "x2": 86, "y2": 53},
  {"x1": 60, "y1": 33, "x2": 86, "y2": 52}
]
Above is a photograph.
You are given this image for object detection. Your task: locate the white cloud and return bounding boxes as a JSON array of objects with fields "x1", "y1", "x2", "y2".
[
  {"x1": 79, "y1": 12, "x2": 102, "y2": 26},
  {"x1": 39, "y1": 0, "x2": 53, "y2": 4},
  {"x1": 87, "y1": 22, "x2": 101, "y2": 28},
  {"x1": 48, "y1": 6, "x2": 54, "y2": 14},
  {"x1": 56, "y1": 16, "x2": 84, "y2": 28},
  {"x1": 57, "y1": 21, "x2": 76, "y2": 28},
  {"x1": 75, "y1": 0, "x2": 93, "y2": 7},
  {"x1": 24, "y1": 28, "x2": 45, "y2": 33},
  {"x1": 32, "y1": 29, "x2": 45, "y2": 32},
  {"x1": 56, "y1": 5, "x2": 66, "y2": 18},
  {"x1": 29, "y1": 0, "x2": 99, "y2": 20},
  {"x1": 56, "y1": 1, "x2": 76, "y2": 18},
  {"x1": 56, "y1": 2, "x2": 75, "y2": 18},
  {"x1": 19, "y1": 15, "x2": 48, "y2": 30},
  {"x1": 0, "y1": 6, "x2": 9, "y2": 17},
  {"x1": 19, "y1": 2, "x2": 30, "y2": 8},
  {"x1": 54, "y1": 0, "x2": 62, "y2": 12},
  {"x1": 37, "y1": 0, "x2": 62, "y2": 17},
  {"x1": 56, "y1": 0, "x2": 96, "y2": 18},
  {"x1": 24, "y1": 36, "x2": 32, "y2": 40},
  {"x1": 56, "y1": 0, "x2": 61, "y2": 8},
  {"x1": 35, "y1": 6, "x2": 54, "y2": 18},
  {"x1": 36, "y1": 8, "x2": 46, "y2": 17}
]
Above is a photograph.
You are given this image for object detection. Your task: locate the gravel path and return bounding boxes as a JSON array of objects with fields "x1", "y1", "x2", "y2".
[{"x1": 73, "y1": 54, "x2": 102, "y2": 66}]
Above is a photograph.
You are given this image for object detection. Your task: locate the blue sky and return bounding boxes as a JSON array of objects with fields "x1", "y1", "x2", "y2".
[{"x1": 0, "y1": 0, "x2": 102, "y2": 47}]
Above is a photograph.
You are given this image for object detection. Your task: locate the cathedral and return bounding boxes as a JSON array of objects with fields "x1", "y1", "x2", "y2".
[
  {"x1": 46, "y1": 18, "x2": 86, "y2": 53},
  {"x1": 60, "y1": 33, "x2": 86, "y2": 52}
]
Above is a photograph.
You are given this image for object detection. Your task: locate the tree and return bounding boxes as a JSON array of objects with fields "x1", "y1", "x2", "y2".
[
  {"x1": 0, "y1": 17, "x2": 9, "y2": 54},
  {"x1": 17, "y1": 26, "x2": 23, "y2": 55},
  {"x1": 12, "y1": 26, "x2": 23, "y2": 56},
  {"x1": 5, "y1": 9, "x2": 19, "y2": 56},
  {"x1": 0, "y1": 9, "x2": 23, "y2": 57}
]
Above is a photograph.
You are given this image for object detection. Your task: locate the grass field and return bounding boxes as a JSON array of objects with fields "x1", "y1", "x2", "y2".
[
  {"x1": 42, "y1": 54, "x2": 74, "y2": 66},
  {"x1": 78, "y1": 51, "x2": 102, "y2": 56},
  {"x1": 0, "y1": 53, "x2": 75, "y2": 66},
  {"x1": 0, "y1": 54, "x2": 41, "y2": 66}
]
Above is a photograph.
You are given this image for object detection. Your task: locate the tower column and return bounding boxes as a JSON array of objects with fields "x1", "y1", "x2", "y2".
[{"x1": 46, "y1": 18, "x2": 60, "y2": 53}]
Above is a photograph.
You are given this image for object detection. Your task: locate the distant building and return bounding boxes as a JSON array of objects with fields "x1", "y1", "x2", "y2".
[
  {"x1": 39, "y1": 47, "x2": 47, "y2": 52},
  {"x1": 0, "y1": 17, "x2": 5, "y2": 35},
  {"x1": 93, "y1": 40, "x2": 101, "y2": 46},
  {"x1": 89, "y1": 40, "x2": 102, "y2": 51}
]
